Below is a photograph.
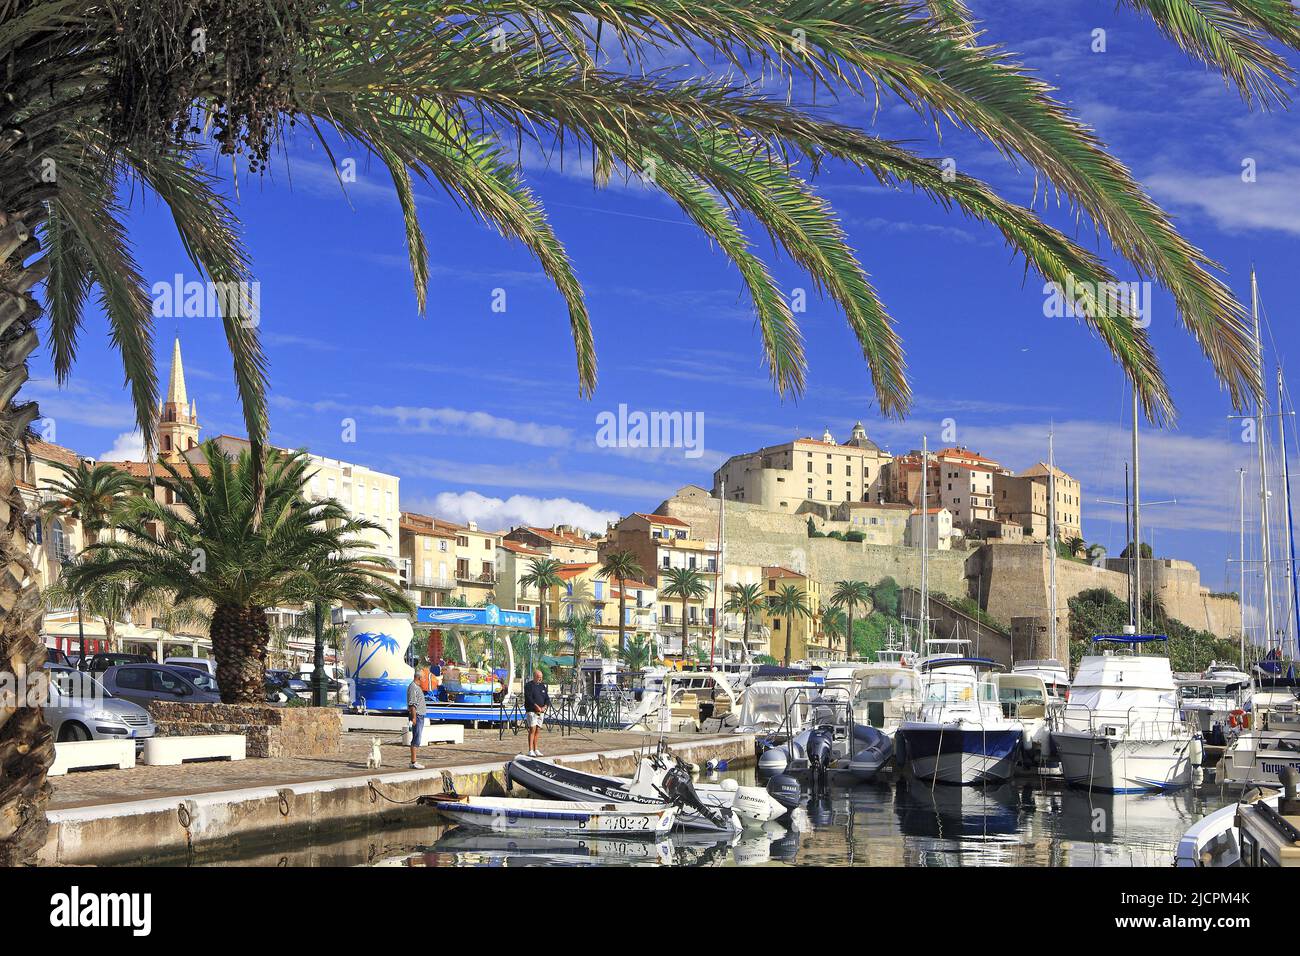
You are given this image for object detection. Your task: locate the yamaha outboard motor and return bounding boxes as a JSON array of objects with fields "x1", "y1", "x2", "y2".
[
  {"x1": 766, "y1": 773, "x2": 802, "y2": 812},
  {"x1": 805, "y1": 726, "x2": 834, "y2": 782}
]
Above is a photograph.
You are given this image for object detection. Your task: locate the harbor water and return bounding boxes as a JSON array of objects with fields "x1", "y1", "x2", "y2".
[{"x1": 169, "y1": 768, "x2": 1227, "y2": 868}]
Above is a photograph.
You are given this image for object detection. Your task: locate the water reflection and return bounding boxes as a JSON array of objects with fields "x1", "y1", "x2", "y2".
[{"x1": 163, "y1": 768, "x2": 1227, "y2": 868}]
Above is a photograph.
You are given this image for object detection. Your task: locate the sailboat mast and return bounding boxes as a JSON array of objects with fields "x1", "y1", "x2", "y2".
[
  {"x1": 1048, "y1": 430, "x2": 1058, "y2": 662},
  {"x1": 1253, "y1": 269, "x2": 1275, "y2": 653},
  {"x1": 1279, "y1": 367, "x2": 1300, "y2": 659},
  {"x1": 1240, "y1": 467, "x2": 1248, "y2": 670},
  {"x1": 1133, "y1": 387, "x2": 1142, "y2": 629},
  {"x1": 920, "y1": 436, "x2": 929, "y2": 645}
]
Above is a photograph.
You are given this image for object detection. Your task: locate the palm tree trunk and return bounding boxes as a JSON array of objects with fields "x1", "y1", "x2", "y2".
[
  {"x1": 741, "y1": 612, "x2": 751, "y2": 663},
  {"x1": 617, "y1": 576, "x2": 627, "y2": 652},
  {"x1": 783, "y1": 615, "x2": 793, "y2": 667},
  {"x1": 680, "y1": 598, "x2": 688, "y2": 659},
  {"x1": 211, "y1": 604, "x2": 270, "y2": 703},
  {"x1": 846, "y1": 603, "x2": 855, "y2": 661},
  {"x1": 0, "y1": 233, "x2": 57, "y2": 862}
]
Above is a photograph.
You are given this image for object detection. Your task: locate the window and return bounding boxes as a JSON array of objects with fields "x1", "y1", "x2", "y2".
[
  {"x1": 806, "y1": 460, "x2": 812, "y2": 472},
  {"x1": 114, "y1": 668, "x2": 148, "y2": 690},
  {"x1": 51, "y1": 519, "x2": 70, "y2": 562},
  {"x1": 826, "y1": 463, "x2": 832, "y2": 474},
  {"x1": 152, "y1": 669, "x2": 193, "y2": 694},
  {"x1": 439, "y1": 540, "x2": 448, "y2": 552}
]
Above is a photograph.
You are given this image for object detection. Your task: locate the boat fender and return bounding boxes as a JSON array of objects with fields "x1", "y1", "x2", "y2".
[
  {"x1": 719, "y1": 778, "x2": 739, "y2": 792},
  {"x1": 1021, "y1": 726, "x2": 1034, "y2": 752},
  {"x1": 1189, "y1": 736, "x2": 1204, "y2": 767}
]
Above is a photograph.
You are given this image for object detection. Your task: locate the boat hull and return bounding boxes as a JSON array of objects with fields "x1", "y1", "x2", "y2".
[
  {"x1": 899, "y1": 725, "x2": 1021, "y2": 785},
  {"x1": 431, "y1": 796, "x2": 675, "y2": 837},
  {"x1": 1052, "y1": 730, "x2": 1193, "y2": 792},
  {"x1": 1217, "y1": 732, "x2": 1300, "y2": 788}
]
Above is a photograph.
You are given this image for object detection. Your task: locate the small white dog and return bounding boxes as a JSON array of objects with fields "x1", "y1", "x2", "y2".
[{"x1": 366, "y1": 736, "x2": 383, "y2": 770}]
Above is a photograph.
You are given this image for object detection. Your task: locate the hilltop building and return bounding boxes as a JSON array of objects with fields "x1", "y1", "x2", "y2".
[{"x1": 711, "y1": 422, "x2": 892, "y2": 513}]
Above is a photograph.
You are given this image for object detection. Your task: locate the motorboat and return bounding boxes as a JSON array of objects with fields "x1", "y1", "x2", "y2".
[
  {"x1": 506, "y1": 751, "x2": 773, "y2": 827},
  {"x1": 1010, "y1": 658, "x2": 1070, "y2": 701},
  {"x1": 1176, "y1": 664, "x2": 1251, "y2": 745},
  {"x1": 420, "y1": 794, "x2": 679, "y2": 837},
  {"x1": 995, "y1": 670, "x2": 1058, "y2": 768},
  {"x1": 843, "y1": 664, "x2": 922, "y2": 780},
  {"x1": 1216, "y1": 689, "x2": 1300, "y2": 788},
  {"x1": 898, "y1": 657, "x2": 1024, "y2": 786},
  {"x1": 735, "y1": 680, "x2": 820, "y2": 737},
  {"x1": 1177, "y1": 773, "x2": 1300, "y2": 868},
  {"x1": 1050, "y1": 634, "x2": 1200, "y2": 793}
]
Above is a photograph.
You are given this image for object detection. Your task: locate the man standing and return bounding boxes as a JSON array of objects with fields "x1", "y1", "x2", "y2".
[
  {"x1": 407, "y1": 667, "x2": 428, "y2": 769},
  {"x1": 524, "y1": 669, "x2": 550, "y2": 757}
]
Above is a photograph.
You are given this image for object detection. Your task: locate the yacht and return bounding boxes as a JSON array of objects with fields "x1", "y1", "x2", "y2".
[
  {"x1": 1175, "y1": 666, "x2": 1251, "y2": 745},
  {"x1": 1050, "y1": 634, "x2": 1200, "y2": 792},
  {"x1": 898, "y1": 657, "x2": 1024, "y2": 785},
  {"x1": 1010, "y1": 659, "x2": 1070, "y2": 701},
  {"x1": 1216, "y1": 689, "x2": 1300, "y2": 789},
  {"x1": 994, "y1": 669, "x2": 1057, "y2": 767}
]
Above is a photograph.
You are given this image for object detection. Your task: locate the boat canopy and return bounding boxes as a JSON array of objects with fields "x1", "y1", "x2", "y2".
[
  {"x1": 1091, "y1": 634, "x2": 1168, "y2": 643},
  {"x1": 919, "y1": 657, "x2": 1003, "y2": 672},
  {"x1": 736, "y1": 680, "x2": 818, "y2": 730}
]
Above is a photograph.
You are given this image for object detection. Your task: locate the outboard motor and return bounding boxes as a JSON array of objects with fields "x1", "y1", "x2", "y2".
[
  {"x1": 806, "y1": 726, "x2": 834, "y2": 782},
  {"x1": 660, "y1": 765, "x2": 730, "y2": 831},
  {"x1": 766, "y1": 773, "x2": 802, "y2": 812},
  {"x1": 758, "y1": 744, "x2": 791, "y2": 775}
]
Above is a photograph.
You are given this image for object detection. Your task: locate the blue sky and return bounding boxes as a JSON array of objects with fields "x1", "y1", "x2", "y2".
[{"x1": 32, "y1": 0, "x2": 1300, "y2": 595}]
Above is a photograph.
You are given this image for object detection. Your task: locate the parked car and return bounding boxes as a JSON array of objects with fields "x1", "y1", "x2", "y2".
[
  {"x1": 79, "y1": 652, "x2": 152, "y2": 674},
  {"x1": 42, "y1": 666, "x2": 155, "y2": 743},
  {"x1": 169, "y1": 665, "x2": 220, "y2": 695},
  {"x1": 100, "y1": 664, "x2": 222, "y2": 709},
  {"x1": 46, "y1": 648, "x2": 71, "y2": 668},
  {"x1": 163, "y1": 656, "x2": 216, "y2": 676},
  {"x1": 266, "y1": 669, "x2": 311, "y2": 697}
]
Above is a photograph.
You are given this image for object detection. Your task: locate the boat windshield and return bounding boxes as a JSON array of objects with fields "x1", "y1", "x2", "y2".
[
  {"x1": 855, "y1": 671, "x2": 921, "y2": 704},
  {"x1": 924, "y1": 678, "x2": 998, "y2": 704}
]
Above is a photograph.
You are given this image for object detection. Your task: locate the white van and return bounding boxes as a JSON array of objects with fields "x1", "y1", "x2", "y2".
[{"x1": 164, "y1": 656, "x2": 216, "y2": 676}]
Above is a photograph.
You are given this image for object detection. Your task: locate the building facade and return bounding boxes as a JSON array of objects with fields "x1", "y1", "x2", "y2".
[
  {"x1": 712, "y1": 423, "x2": 892, "y2": 513},
  {"x1": 1019, "y1": 462, "x2": 1083, "y2": 541}
]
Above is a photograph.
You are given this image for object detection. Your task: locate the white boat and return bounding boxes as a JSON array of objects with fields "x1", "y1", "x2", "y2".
[
  {"x1": 1217, "y1": 690, "x2": 1300, "y2": 788},
  {"x1": 1010, "y1": 659, "x2": 1070, "y2": 701},
  {"x1": 734, "y1": 680, "x2": 820, "y2": 737},
  {"x1": 1176, "y1": 667, "x2": 1251, "y2": 744},
  {"x1": 421, "y1": 794, "x2": 679, "y2": 836},
  {"x1": 898, "y1": 657, "x2": 1024, "y2": 785},
  {"x1": 1051, "y1": 634, "x2": 1199, "y2": 793},
  {"x1": 843, "y1": 663, "x2": 922, "y2": 780},
  {"x1": 995, "y1": 670, "x2": 1058, "y2": 767}
]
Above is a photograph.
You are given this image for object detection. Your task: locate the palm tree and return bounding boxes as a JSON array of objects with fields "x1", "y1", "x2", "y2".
[
  {"x1": 288, "y1": 550, "x2": 413, "y2": 706},
  {"x1": 66, "y1": 442, "x2": 409, "y2": 703},
  {"x1": 520, "y1": 557, "x2": 564, "y2": 673},
  {"x1": 39, "y1": 460, "x2": 139, "y2": 546},
  {"x1": 660, "y1": 567, "x2": 709, "y2": 659},
  {"x1": 723, "y1": 582, "x2": 765, "y2": 663},
  {"x1": 1065, "y1": 536, "x2": 1087, "y2": 558},
  {"x1": 619, "y1": 634, "x2": 656, "y2": 671},
  {"x1": 3, "y1": 0, "x2": 1294, "y2": 863},
  {"x1": 821, "y1": 606, "x2": 848, "y2": 659},
  {"x1": 768, "y1": 585, "x2": 813, "y2": 668},
  {"x1": 42, "y1": 551, "x2": 133, "y2": 654},
  {"x1": 597, "y1": 550, "x2": 645, "y2": 652},
  {"x1": 830, "y1": 580, "x2": 873, "y2": 661}
]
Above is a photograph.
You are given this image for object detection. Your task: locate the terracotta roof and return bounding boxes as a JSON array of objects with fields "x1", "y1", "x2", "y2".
[
  {"x1": 520, "y1": 526, "x2": 596, "y2": 548},
  {"x1": 910, "y1": 507, "x2": 948, "y2": 516},
  {"x1": 934, "y1": 446, "x2": 998, "y2": 464},
  {"x1": 26, "y1": 439, "x2": 81, "y2": 468},
  {"x1": 634, "y1": 512, "x2": 688, "y2": 528},
  {"x1": 763, "y1": 566, "x2": 807, "y2": 579},
  {"x1": 399, "y1": 512, "x2": 458, "y2": 538},
  {"x1": 104, "y1": 460, "x2": 211, "y2": 478},
  {"x1": 557, "y1": 563, "x2": 596, "y2": 580},
  {"x1": 499, "y1": 540, "x2": 545, "y2": 556}
]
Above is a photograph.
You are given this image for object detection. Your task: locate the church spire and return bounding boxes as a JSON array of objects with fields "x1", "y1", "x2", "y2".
[{"x1": 166, "y1": 337, "x2": 188, "y2": 407}]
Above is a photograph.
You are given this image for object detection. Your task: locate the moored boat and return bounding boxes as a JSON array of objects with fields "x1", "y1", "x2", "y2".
[{"x1": 420, "y1": 794, "x2": 679, "y2": 837}]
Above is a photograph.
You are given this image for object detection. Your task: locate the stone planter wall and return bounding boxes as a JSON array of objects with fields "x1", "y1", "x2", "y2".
[{"x1": 147, "y1": 703, "x2": 341, "y2": 758}]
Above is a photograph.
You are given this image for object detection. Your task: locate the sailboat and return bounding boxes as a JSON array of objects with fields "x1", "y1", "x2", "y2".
[{"x1": 1049, "y1": 362, "x2": 1200, "y2": 792}]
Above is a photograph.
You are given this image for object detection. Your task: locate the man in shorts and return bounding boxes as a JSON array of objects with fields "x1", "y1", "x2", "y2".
[
  {"x1": 524, "y1": 669, "x2": 550, "y2": 757},
  {"x1": 408, "y1": 667, "x2": 428, "y2": 769}
]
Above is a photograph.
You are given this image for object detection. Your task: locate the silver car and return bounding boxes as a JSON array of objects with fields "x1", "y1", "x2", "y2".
[{"x1": 42, "y1": 664, "x2": 155, "y2": 743}]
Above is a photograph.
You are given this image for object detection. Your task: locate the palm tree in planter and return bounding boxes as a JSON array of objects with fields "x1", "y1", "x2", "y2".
[
  {"x1": 830, "y1": 580, "x2": 873, "y2": 661},
  {"x1": 520, "y1": 558, "x2": 564, "y2": 675},
  {"x1": 722, "y1": 583, "x2": 765, "y2": 663},
  {"x1": 768, "y1": 585, "x2": 813, "y2": 668},
  {"x1": 660, "y1": 567, "x2": 710, "y2": 660},
  {"x1": 597, "y1": 550, "x2": 645, "y2": 653},
  {"x1": 67, "y1": 442, "x2": 405, "y2": 703}
]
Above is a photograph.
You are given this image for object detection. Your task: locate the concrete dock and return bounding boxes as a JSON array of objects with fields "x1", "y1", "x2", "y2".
[{"x1": 39, "y1": 729, "x2": 754, "y2": 865}]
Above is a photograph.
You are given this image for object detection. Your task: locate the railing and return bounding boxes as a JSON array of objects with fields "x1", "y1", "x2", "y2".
[
  {"x1": 1048, "y1": 702, "x2": 1189, "y2": 740},
  {"x1": 496, "y1": 690, "x2": 627, "y2": 740}
]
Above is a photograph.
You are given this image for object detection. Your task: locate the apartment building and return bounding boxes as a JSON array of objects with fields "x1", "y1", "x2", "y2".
[
  {"x1": 832, "y1": 500, "x2": 912, "y2": 545},
  {"x1": 761, "y1": 566, "x2": 825, "y2": 662},
  {"x1": 711, "y1": 422, "x2": 892, "y2": 512},
  {"x1": 495, "y1": 538, "x2": 547, "y2": 618},
  {"x1": 503, "y1": 525, "x2": 600, "y2": 563},
  {"x1": 931, "y1": 446, "x2": 999, "y2": 534},
  {"x1": 398, "y1": 512, "x2": 458, "y2": 606},
  {"x1": 993, "y1": 473, "x2": 1049, "y2": 540},
  {"x1": 1019, "y1": 462, "x2": 1083, "y2": 541},
  {"x1": 906, "y1": 506, "x2": 957, "y2": 550}
]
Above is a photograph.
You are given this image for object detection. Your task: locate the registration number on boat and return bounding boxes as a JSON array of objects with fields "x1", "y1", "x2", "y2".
[{"x1": 595, "y1": 815, "x2": 650, "y2": 831}]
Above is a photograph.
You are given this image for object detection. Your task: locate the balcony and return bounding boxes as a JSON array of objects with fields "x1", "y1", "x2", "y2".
[
  {"x1": 409, "y1": 576, "x2": 455, "y2": 590},
  {"x1": 456, "y1": 570, "x2": 496, "y2": 585}
]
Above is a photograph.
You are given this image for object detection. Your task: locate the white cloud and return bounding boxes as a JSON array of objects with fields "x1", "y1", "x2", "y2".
[
  {"x1": 416, "y1": 490, "x2": 619, "y2": 535},
  {"x1": 99, "y1": 431, "x2": 147, "y2": 462},
  {"x1": 1147, "y1": 167, "x2": 1300, "y2": 235}
]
